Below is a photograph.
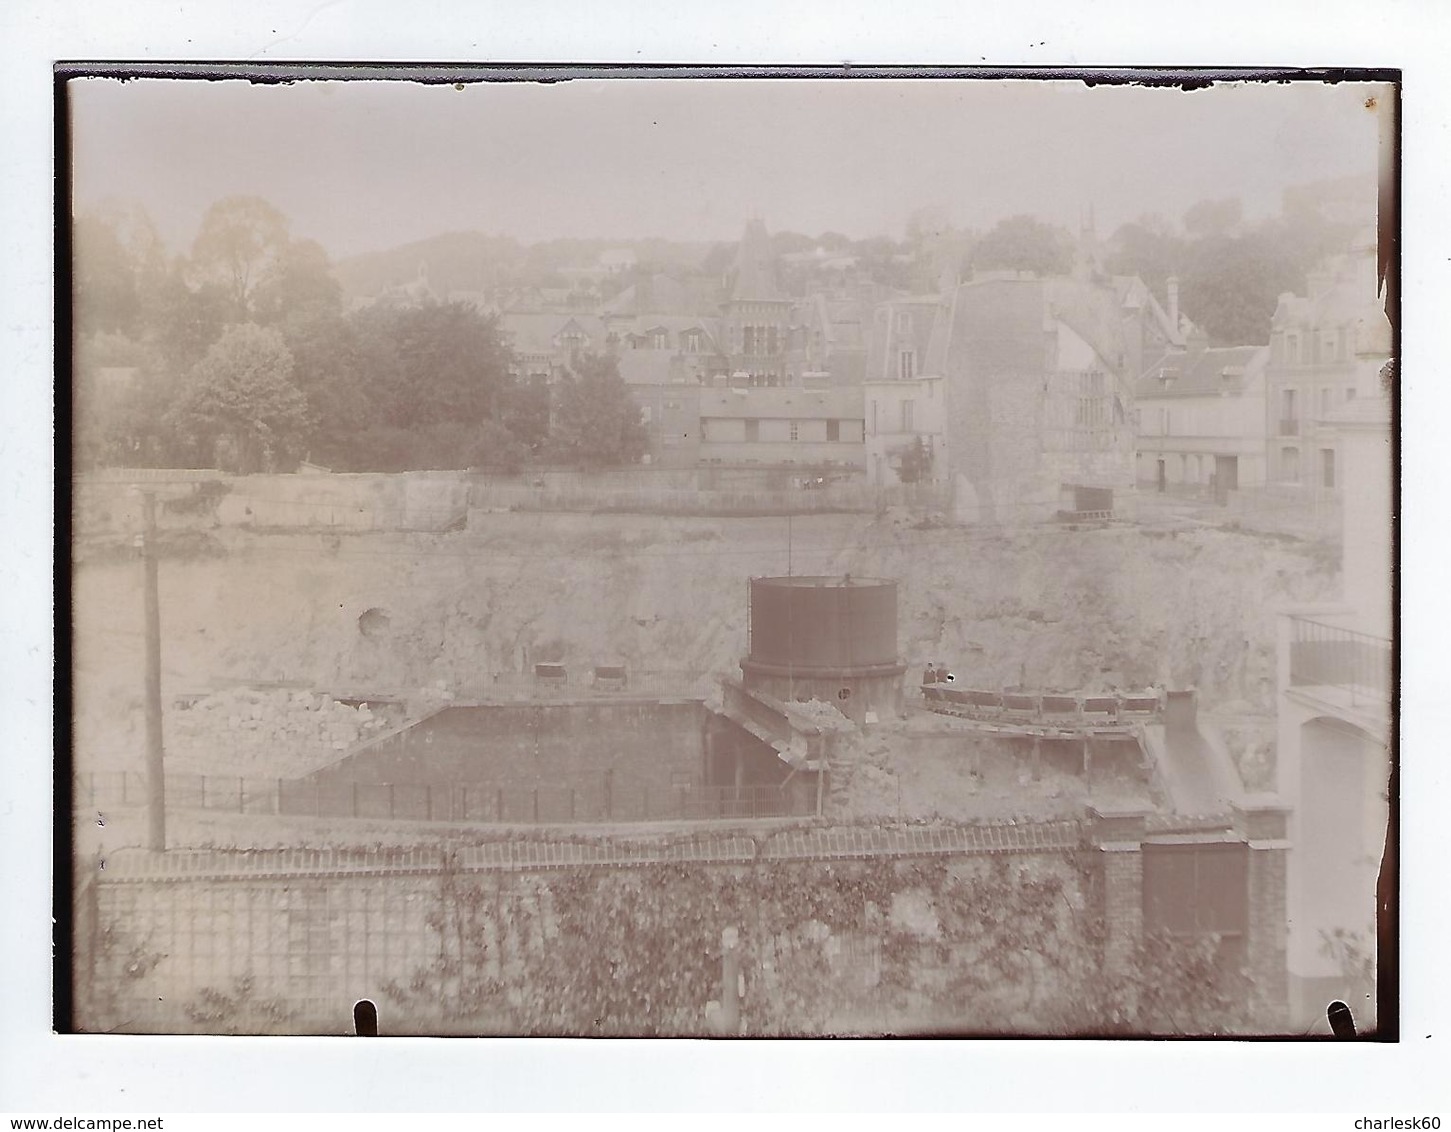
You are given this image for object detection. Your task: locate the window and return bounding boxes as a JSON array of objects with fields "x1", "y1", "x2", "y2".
[
  {"x1": 766, "y1": 327, "x2": 779, "y2": 355},
  {"x1": 827, "y1": 419, "x2": 840, "y2": 442},
  {"x1": 1346, "y1": 388, "x2": 1357, "y2": 402},
  {"x1": 745, "y1": 419, "x2": 759, "y2": 442},
  {"x1": 651, "y1": 330, "x2": 667, "y2": 350},
  {"x1": 870, "y1": 400, "x2": 878, "y2": 434},
  {"x1": 901, "y1": 399, "x2": 915, "y2": 431},
  {"x1": 897, "y1": 311, "x2": 911, "y2": 333},
  {"x1": 1322, "y1": 448, "x2": 1336, "y2": 489},
  {"x1": 685, "y1": 330, "x2": 702, "y2": 353},
  {"x1": 789, "y1": 421, "x2": 800, "y2": 442},
  {"x1": 1162, "y1": 408, "x2": 1172, "y2": 437},
  {"x1": 899, "y1": 351, "x2": 916, "y2": 381},
  {"x1": 1281, "y1": 446, "x2": 1300, "y2": 483},
  {"x1": 1286, "y1": 334, "x2": 1300, "y2": 365},
  {"x1": 1320, "y1": 388, "x2": 1333, "y2": 417},
  {"x1": 1281, "y1": 389, "x2": 1298, "y2": 435}
]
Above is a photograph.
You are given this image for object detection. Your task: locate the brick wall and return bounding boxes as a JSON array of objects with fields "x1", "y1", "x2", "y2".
[{"x1": 1235, "y1": 798, "x2": 1291, "y2": 1027}]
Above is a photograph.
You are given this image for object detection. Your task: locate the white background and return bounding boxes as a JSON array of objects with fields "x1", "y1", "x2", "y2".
[{"x1": 2, "y1": 0, "x2": 1446, "y2": 1114}]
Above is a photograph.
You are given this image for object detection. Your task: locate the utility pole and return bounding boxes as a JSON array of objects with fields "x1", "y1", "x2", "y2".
[
  {"x1": 719, "y1": 926, "x2": 742, "y2": 1035},
  {"x1": 139, "y1": 491, "x2": 166, "y2": 852}
]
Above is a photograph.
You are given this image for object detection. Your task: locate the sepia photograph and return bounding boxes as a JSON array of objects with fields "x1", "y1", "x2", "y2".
[{"x1": 61, "y1": 68, "x2": 1396, "y2": 1040}]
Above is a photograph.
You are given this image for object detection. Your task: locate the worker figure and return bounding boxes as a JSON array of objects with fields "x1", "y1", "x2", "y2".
[{"x1": 922, "y1": 664, "x2": 937, "y2": 686}]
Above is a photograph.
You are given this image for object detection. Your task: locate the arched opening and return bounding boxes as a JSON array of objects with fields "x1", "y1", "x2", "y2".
[{"x1": 357, "y1": 607, "x2": 391, "y2": 639}]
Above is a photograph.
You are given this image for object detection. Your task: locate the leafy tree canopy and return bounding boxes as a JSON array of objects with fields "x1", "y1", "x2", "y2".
[
  {"x1": 1183, "y1": 197, "x2": 1245, "y2": 239},
  {"x1": 970, "y1": 214, "x2": 1075, "y2": 277},
  {"x1": 165, "y1": 323, "x2": 311, "y2": 473},
  {"x1": 251, "y1": 238, "x2": 344, "y2": 329},
  {"x1": 549, "y1": 352, "x2": 648, "y2": 468},
  {"x1": 190, "y1": 195, "x2": 291, "y2": 321}
]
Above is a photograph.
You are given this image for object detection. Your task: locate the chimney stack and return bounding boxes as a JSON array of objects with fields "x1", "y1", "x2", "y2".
[{"x1": 1166, "y1": 277, "x2": 1180, "y2": 338}]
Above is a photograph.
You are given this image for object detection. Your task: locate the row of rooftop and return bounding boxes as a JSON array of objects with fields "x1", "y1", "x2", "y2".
[{"x1": 368, "y1": 218, "x2": 1388, "y2": 520}]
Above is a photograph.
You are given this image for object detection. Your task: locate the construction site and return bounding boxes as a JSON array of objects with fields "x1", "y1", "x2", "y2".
[{"x1": 69, "y1": 484, "x2": 1341, "y2": 1036}]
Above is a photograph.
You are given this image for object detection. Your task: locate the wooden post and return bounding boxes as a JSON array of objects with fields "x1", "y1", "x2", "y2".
[
  {"x1": 719, "y1": 926, "x2": 742, "y2": 1035},
  {"x1": 139, "y1": 491, "x2": 166, "y2": 852},
  {"x1": 238, "y1": 776, "x2": 245, "y2": 813},
  {"x1": 496, "y1": 786, "x2": 504, "y2": 822}
]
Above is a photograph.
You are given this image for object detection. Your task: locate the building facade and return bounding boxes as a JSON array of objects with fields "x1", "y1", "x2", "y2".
[
  {"x1": 1134, "y1": 342, "x2": 1270, "y2": 498},
  {"x1": 1264, "y1": 234, "x2": 1387, "y2": 496},
  {"x1": 1273, "y1": 315, "x2": 1392, "y2": 1031},
  {"x1": 696, "y1": 386, "x2": 865, "y2": 474}
]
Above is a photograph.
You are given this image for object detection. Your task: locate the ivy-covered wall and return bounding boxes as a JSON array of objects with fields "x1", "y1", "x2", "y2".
[{"x1": 75, "y1": 817, "x2": 1281, "y2": 1037}]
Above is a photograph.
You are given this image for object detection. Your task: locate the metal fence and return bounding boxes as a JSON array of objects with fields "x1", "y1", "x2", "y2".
[
  {"x1": 459, "y1": 669, "x2": 710, "y2": 700},
  {"x1": 1288, "y1": 616, "x2": 1392, "y2": 706},
  {"x1": 920, "y1": 684, "x2": 1164, "y2": 727},
  {"x1": 76, "y1": 771, "x2": 810, "y2": 825}
]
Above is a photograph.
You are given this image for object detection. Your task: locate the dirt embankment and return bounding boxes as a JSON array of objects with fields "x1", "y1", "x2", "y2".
[{"x1": 71, "y1": 512, "x2": 1335, "y2": 778}]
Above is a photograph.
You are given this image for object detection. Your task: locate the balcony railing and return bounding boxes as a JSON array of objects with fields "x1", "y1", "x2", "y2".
[{"x1": 1288, "y1": 617, "x2": 1391, "y2": 708}]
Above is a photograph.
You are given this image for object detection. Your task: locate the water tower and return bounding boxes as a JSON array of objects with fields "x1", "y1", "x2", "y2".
[{"x1": 740, "y1": 575, "x2": 906, "y2": 724}]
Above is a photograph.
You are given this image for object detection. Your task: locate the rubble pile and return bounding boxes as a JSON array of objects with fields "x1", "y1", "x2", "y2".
[
  {"x1": 788, "y1": 698, "x2": 858, "y2": 731},
  {"x1": 166, "y1": 688, "x2": 394, "y2": 777}
]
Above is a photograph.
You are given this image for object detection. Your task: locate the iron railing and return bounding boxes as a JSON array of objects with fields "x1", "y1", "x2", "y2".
[
  {"x1": 1288, "y1": 617, "x2": 1391, "y2": 707},
  {"x1": 920, "y1": 684, "x2": 1163, "y2": 727},
  {"x1": 74, "y1": 772, "x2": 811, "y2": 826}
]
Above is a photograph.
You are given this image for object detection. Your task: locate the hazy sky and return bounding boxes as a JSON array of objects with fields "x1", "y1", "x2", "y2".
[{"x1": 68, "y1": 75, "x2": 1387, "y2": 261}]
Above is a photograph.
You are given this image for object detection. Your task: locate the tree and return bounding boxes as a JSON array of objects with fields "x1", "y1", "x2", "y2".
[
  {"x1": 72, "y1": 203, "x2": 168, "y2": 340},
  {"x1": 1183, "y1": 197, "x2": 1245, "y2": 239},
  {"x1": 970, "y1": 214, "x2": 1075, "y2": 277},
  {"x1": 549, "y1": 352, "x2": 648, "y2": 468},
  {"x1": 165, "y1": 323, "x2": 311, "y2": 473},
  {"x1": 369, "y1": 300, "x2": 513, "y2": 431},
  {"x1": 146, "y1": 264, "x2": 233, "y2": 376},
  {"x1": 1103, "y1": 215, "x2": 1187, "y2": 301},
  {"x1": 251, "y1": 238, "x2": 344, "y2": 329},
  {"x1": 498, "y1": 379, "x2": 552, "y2": 456},
  {"x1": 189, "y1": 196, "x2": 291, "y2": 321},
  {"x1": 73, "y1": 214, "x2": 142, "y2": 337}
]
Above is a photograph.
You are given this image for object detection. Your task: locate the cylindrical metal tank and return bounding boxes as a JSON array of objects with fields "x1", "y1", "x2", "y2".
[{"x1": 747, "y1": 576, "x2": 898, "y2": 674}]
